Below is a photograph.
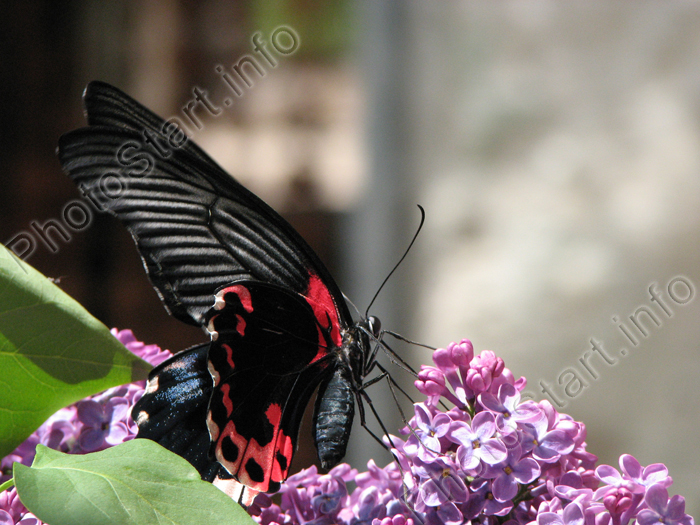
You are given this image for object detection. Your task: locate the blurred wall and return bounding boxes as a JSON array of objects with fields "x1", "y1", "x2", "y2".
[{"x1": 406, "y1": 2, "x2": 700, "y2": 515}]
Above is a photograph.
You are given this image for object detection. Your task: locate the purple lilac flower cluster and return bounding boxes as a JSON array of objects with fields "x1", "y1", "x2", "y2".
[
  {"x1": 1, "y1": 332, "x2": 694, "y2": 525},
  {"x1": 0, "y1": 329, "x2": 172, "y2": 525},
  {"x1": 250, "y1": 339, "x2": 694, "y2": 525}
]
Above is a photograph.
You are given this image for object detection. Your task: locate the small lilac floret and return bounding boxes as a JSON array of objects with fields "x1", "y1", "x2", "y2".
[
  {"x1": 412, "y1": 403, "x2": 451, "y2": 458},
  {"x1": 619, "y1": 454, "x2": 672, "y2": 490},
  {"x1": 485, "y1": 445, "x2": 540, "y2": 502},
  {"x1": 479, "y1": 383, "x2": 543, "y2": 434},
  {"x1": 431, "y1": 339, "x2": 475, "y2": 406},
  {"x1": 536, "y1": 501, "x2": 585, "y2": 525},
  {"x1": 553, "y1": 471, "x2": 595, "y2": 503},
  {"x1": 413, "y1": 456, "x2": 468, "y2": 509},
  {"x1": 469, "y1": 477, "x2": 513, "y2": 517},
  {"x1": 637, "y1": 484, "x2": 694, "y2": 525},
  {"x1": 76, "y1": 397, "x2": 130, "y2": 452},
  {"x1": 414, "y1": 366, "x2": 445, "y2": 399},
  {"x1": 451, "y1": 411, "x2": 507, "y2": 471},
  {"x1": 467, "y1": 350, "x2": 504, "y2": 394},
  {"x1": 520, "y1": 416, "x2": 574, "y2": 463}
]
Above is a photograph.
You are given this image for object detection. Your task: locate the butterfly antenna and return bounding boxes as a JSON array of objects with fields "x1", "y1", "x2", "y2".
[
  {"x1": 365, "y1": 205, "x2": 426, "y2": 317},
  {"x1": 343, "y1": 292, "x2": 362, "y2": 319}
]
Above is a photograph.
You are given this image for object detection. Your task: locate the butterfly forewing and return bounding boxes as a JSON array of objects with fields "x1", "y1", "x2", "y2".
[
  {"x1": 83, "y1": 80, "x2": 224, "y2": 173},
  {"x1": 58, "y1": 81, "x2": 351, "y2": 327}
]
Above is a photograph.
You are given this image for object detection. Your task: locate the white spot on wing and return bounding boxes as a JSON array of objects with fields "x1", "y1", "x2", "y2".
[
  {"x1": 208, "y1": 360, "x2": 220, "y2": 386},
  {"x1": 144, "y1": 377, "x2": 159, "y2": 394},
  {"x1": 214, "y1": 291, "x2": 226, "y2": 310},
  {"x1": 206, "y1": 411, "x2": 220, "y2": 441},
  {"x1": 207, "y1": 315, "x2": 219, "y2": 341},
  {"x1": 135, "y1": 411, "x2": 149, "y2": 425}
]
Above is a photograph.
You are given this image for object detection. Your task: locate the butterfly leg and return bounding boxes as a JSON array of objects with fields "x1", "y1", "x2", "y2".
[
  {"x1": 377, "y1": 337, "x2": 419, "y2": 376},
  {"x1": 354, "y1": 384, "x2": 399, "y2": 453},
  {"x1": 354, "y1": 361, "x2": 414, "y2": 453},
  {"x1": 360, "y1": 328, "x2": 419, "y2": 378},
  {"x1": 363, "y1": 359, "x2": 416, "y2": 406}
]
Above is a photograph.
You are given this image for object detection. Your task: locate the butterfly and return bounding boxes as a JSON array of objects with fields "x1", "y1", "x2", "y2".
[{"x1": 57, "y1": 81, "x2": 387, "y2": 505}]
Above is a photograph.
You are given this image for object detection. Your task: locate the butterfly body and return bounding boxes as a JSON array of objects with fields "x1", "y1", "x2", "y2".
[
  {"x1": 314, "y1": 314, "x2": 379, "y2": 468},
  {"x1": 58, "y1": 81, "x2": 381, "y2": 499}
]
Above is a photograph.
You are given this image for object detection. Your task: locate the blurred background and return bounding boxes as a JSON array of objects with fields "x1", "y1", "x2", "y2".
[{"x1": 2, "y1": 1, "x2": 699, "y2": 515}]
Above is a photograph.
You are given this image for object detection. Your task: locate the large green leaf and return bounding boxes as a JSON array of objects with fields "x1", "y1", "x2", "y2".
[
  {"x1": 14, "y1": 441, "x2": 254, "y2": 525},
  {"x1": 0, "y1": 244, "x2": 152, "y2": 456}
]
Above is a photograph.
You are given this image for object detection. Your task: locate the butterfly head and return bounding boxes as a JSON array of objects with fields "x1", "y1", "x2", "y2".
[{"x1": 366, "y1": 315, "x2": 381, "y2": 339}]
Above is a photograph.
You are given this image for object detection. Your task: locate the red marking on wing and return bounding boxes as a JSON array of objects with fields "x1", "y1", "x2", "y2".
[
  {"x1": 222, "y1": 343, "x2": 235, "y2": 370},
  {"x1": 272, "y1": 431, "x2": 293, "y2": 483},
  {"x1": 264, "y1": 403, "x2": 293, "y2": 482},
  {"x1": 215, "y1": 419, "x2": 246, "y2": 479},
  {"x1": 221, "y1": 284, "x2": 254, "y2": 313},
  {"x1": 220, "y1": 383, "x2": 234, "y2": 417},
  {"x1": 265, "y1": 403, "x2": 282, "y2": 427},
  {"x1": 305, "y1": 273, "x2": 342, "y2": 355},
  {"x1": 235, "y1": 314, "x2": 246, "y2": 336},
  {"x1": 213, "y1": 407, "x2": 293, "y2": 493}
]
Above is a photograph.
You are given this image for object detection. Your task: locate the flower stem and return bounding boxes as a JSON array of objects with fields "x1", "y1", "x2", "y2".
[{"x1": 0, "y1": 478, "x2": 15, "y2": 493}]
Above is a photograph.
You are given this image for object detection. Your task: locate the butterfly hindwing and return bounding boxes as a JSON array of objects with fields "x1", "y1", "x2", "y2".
[
  {"x1": 205, "y1": 280, "x2": 339, "y2": 492},
  {"x1": 132, "y1": 343, "x2": 222, "y2": 481},
  {"x1": 133, "y1": 344, "x2": 260, "y2": 506}
]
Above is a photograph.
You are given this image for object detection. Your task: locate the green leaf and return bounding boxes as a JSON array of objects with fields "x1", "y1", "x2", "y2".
[
  {"x1": 14, "y1": 441, "x2": 255, "y2": 525},
  {"x1": 0, "y1": 244, "x2": 152, "y2": 457}
]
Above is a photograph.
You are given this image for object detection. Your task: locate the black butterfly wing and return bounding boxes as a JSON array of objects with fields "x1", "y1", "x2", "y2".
[
  {"x1": 81, "y1": 80, "x2": 222, "y2": 174},
  {"x1": 58, "y1": 81, "x2": 352, "y2": 327},
  {"x1": 132, "y1": 343, "x2": 221, "y2": 481},
  {"x1": 58, "y1": 81, "x2": 353, "y2": 494}
]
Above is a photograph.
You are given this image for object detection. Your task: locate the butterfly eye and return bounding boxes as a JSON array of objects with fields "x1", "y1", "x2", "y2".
[{"x1": 368, "y1": 316, "x2": 381, "y2": 338}]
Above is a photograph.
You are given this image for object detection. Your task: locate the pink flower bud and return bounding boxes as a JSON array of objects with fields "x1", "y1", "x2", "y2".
[
  {"x1": 432, "y1": 347, "x2": 453, "y2": 369},
  {"x1": 447, "y1": 339, "x2": 473, "y2": 368},
  {"x1": 415, "y1": 366, "x2": 445, "y2": 396},
  {"x1": 466, "y1": 367, "x2": 490, "y2": 393}
]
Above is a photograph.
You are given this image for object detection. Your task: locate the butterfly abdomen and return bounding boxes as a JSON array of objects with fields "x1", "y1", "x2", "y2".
[{"x1": 313, "y1": 365, "x2": 355, "y2": 469}]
